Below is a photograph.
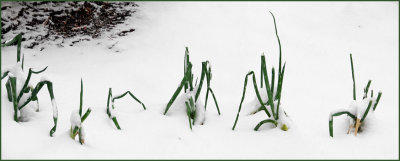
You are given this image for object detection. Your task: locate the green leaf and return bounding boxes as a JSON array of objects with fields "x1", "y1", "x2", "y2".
[
  {"x1": 79, "y1": 78, "x2": 83, "y2": 116},
  {"x1": 232, "y1": 71, "x2": 271, "y2": 131},
  {"x1": 360, "y1": 100, "x2": 373, "y2": 122},
  {"x1": 350, "y1": 54, "x2": 356, "y2": 100},
  {"x1": 363, "y1": 80, "x2": 371, "y2": 99},
  {"x1": 254, "y1": 119, "x2": 277, "y2": 131},
  {"x1": 81, "y1": 108, "x2": 91, "y2": 123},
  {"x1": 329, "y1": 111, "x2": 356, "y2": 137},
  {"x1": 373, "y1": 92, "x2": 382, "y2": 111},
  {"x1": 185, "y1": 101, "x2": 193, "y2": 130}
]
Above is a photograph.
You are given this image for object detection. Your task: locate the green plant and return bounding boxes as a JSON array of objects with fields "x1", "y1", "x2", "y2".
[
  {"x1": 232, "y1": 12, "x2": 289, "y2": 131},
  {"x1": 1, "y1": 33, "x2": 58, "y2": 136},
  {"x1": 329, "y1": 54, "x2": 382, "y2": 137},
  {"x1": 106, "y1": 87, "x2": 146, "y2": 130},
  {"x1": 163, "y1": 47, "x2": 221, "y2": 130},
  {"x1": 70, "y1": 79, "x2": 91, "y2": 144}
]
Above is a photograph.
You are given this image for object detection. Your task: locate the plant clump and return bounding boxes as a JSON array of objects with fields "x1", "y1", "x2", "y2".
[
  {"x1": 70, "y1": 79, "x2": 91, "y2": 144},
  {"x1": 329, "y1": 54, "x2": 382, "y2": 137},
  {"x1": 1, "y1": 33, "x2": 58, "y2": 136},
  {"x1": 164, "y1": 47, "x2": 221, "y2": 130},
  {"x1": 232, "y1": 12, "x2": 291, "y2": 132}
]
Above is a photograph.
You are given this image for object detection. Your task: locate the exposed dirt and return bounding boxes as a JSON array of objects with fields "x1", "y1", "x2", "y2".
[{"x1": 1, "y1": 1, "x2": 138, "y2": 49}]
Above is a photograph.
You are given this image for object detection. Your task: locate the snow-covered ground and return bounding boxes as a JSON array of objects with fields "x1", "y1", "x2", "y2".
[{"x1": 1, "y1": 2, "x2": 398, "y2": 159}]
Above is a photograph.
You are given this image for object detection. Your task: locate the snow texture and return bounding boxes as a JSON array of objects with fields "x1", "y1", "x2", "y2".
[
  {"x1": 79, "y1": 126, "x2": 86, "y2": 139},
  {"x1": 194, "y1": 99, "x2": 205, "y2": 125},
  {"x1": 70, "y1": 110, "x2": 81, "y2": 128},
  {"x1": 1, "y1": 2, "x2": 398, "y2": 159},
  {"x1": 51, "y1": 99, "x2": 58, "y2": 118}
]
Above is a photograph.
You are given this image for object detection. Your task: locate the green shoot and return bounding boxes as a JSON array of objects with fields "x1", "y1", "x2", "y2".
[
  {"x1": 2, "y1": 33, "x2": 58, "y2": 137},
  {"x1": 373, "y1": 92, "x2": 382, "y2": 111},
  {"x1": 2, "y1": 33, "x2": 23, "y2": 67},
  {"x1": 164, "y1": 47, "x2": 221, "y2": 129},
  {"x1": 329, "y1": 54, "x2": 382, "y2": 137},
  {"x1": 363, "y1": 80, "x2": 371, "y2": 99},
  {"x1": 254, "y1": 119, "x2": 277, "y2": 131},
  {"x1": 232, "y1": 11, "x2": 288, "y2": 132},
  {"x1": 350, "y1": 54, "x2": 356, "y2": 100},
  {"x1": 70, "y1": 79, "x2": 91, "y2": 144},
  {"x1": 106, "y1": 88, "x2": 146, "y2": 130}
]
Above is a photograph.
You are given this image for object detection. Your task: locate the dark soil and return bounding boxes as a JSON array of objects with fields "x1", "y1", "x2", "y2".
[{"x1": 1, "y1": 1, "x2": 138, "y2": 49}]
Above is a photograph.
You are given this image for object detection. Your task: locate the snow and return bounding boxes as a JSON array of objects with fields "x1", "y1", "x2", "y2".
[
  {"x1": 3, "y1": 62, "x2": 27, "y2": 97},
  {"x1": 1, "y1": 2, "x2": 398, "y2": 159},
  {"x1": 70, "y1": 110, "x2": 81, "y2": 128},
  {"x1": 350, "y1": 98, "x2": 375, "y2": 119},
  {"x1": 330, "y1": 97, "x2": 377, "y2": 123},
  {"x1": 79, "y1": 126, "x2": 86, "y2": 139},
  {"x1": 108, "y1": 103, "x2": 117, "y2": 118},
  {"x1": 40, "y1": 75, "x2": 50, "y2": 82},
  {"x1": 51, "y1": 99, "x2": 58, "y2": 118},
  {"x1": 194, "y1": 96, "x2": 205, "y2": 125}
]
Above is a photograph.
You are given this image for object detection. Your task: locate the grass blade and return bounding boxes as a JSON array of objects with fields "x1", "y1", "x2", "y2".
[
  {"x1": 329, "y1": 111, "x2": 356, "y2": 137},
  {"x1": 185, "y1": 101, "x2": 193, "y2": 130},
  {"x1": 1, "y1": 71, "x2": 10, "y2": 80},
  {"x1": 329, "y1": 119, "x2": 333, "y2": 137},
  {"x1": 107, "y1": 88, "x2": 113, "y2": 113},
  {"x1": 275, "y1": 63, "x2": 286, "y2": 118},
  {"x1": 232, "y1": 71, "x2": 271, "y2": 130},
  {"x1": 17, "y1": 33, "x2": 22, "y2": 64},
  {"x1": 21, "y1": 80, "x2": 56, "y2": 109},
  {"x1": 254, "y1": 119, "x2": 277, "y2": 131},
  {"x1": 188, "y1": 97, "x2": 196, "y2": 125},
  {"x1": 17, "y1": 67, "x2": 48, "y2": 102},
  {"x1": 22, "y1": 55, "x2": 24, "y2": 70},
  {"x1": 2, "y1": 33, "x2": 21, "y2": 47},
  {"x1": 251, "y1": 72, "x2": 271, "y2": 117},
  {"x1": 350, "y1": 54, "x2": 356, "y2": 100},
  {"x1": 204, "y1": 87, "x2": 210, "y2": 110},
  {"x1": 112, "y1": 117, "x2": 121, "y2": 130},
  {"x1": 195, "y1": 62, "x2": 207, "y2": 101},
  {"x1": 9, "y1": 77, "x2": 18, "y2": 122},
  {"x1": 232, "y1": 72, "x2": 253, "y2": 130},
  {"x1": 6, "y1": 80, "x2": 12, "y2": 102},
  {"x1": 165, "y1": 63, "x2": 192, "y2": 115},
  {"x1": 18, "y1": 80, "x2": 58, "y2": 136},
  {"x1": 276, "y1": 95, "x2": 281, "y2": 120},
  {"x1": 260, "y1": 56, "x2": 264, "y2": 88},
  {"x1": 363, "y1": 80, "x2": 371, "y2": 99},
  {"x1": 208, "y1": 88, "x2": 221, "y2": 115},
  {"x1": 164, "y1": 77, "x2": 186, "y2": 115},
  {"x1": 373, "y1": 92, "x2": 382, "y2": 111},
  {"x1": 204, "y1": 64, "x2": 212, "y2": 110},
  {"x1": 71, "y1": 126, "x2": 79, "y2": 139},
  {"x1": 127, "y1": 92, "x2": 146, "y2": 110},
  {"x1": 79, "y1": 79, "x2": 83, "y2": 116},
  {"x1": 269, "y1": 12, "x2": 282, "y2": 75},
  {"x1": 275, "y1": 62, "x2": 286, "y2": 100},
  {"x1": 112, "y1": 91, "x2": 147, "y2": 110},
  {"x1": 81, "y1": 108, "x2": 91, "y2": 123},
  {"x1": 271, "y1": 67, "x2": 275, "y2": 95},
  {"x1": 2, "y1": 33, "x2": 23, "y2": 64},
  {"x1": 261, "y1": 55, "x2": 275, "y2": 118},
  {"x1": 360, "y1": 100, "x2": 373, "y2": 122}
]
